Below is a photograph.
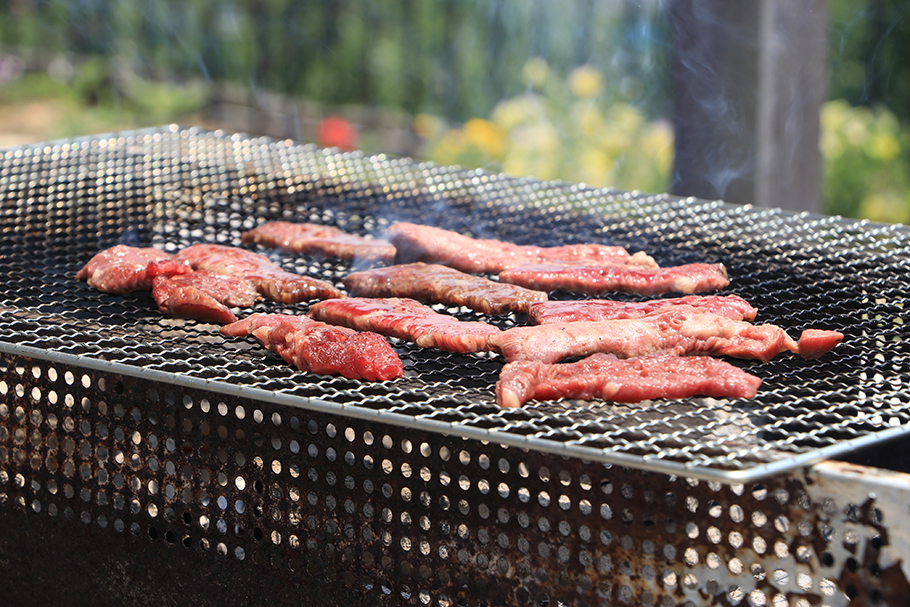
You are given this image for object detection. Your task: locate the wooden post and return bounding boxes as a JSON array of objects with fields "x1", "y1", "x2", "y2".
[{"x1": 670, "y1": 0, "x2": 828, "y2": 212}]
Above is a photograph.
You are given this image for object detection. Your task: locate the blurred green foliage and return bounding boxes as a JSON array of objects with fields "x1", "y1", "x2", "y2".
[
  {"x1": 821, "y1": 100, "x2": 910, "y2": 223},
  {"x1": 419, "y1": 63, "x2": 910, "y2": 225},
  {"x1": 419, "y1": 60, "x2": 673, "y2": 194},
  {"x1": 1, "y1": 0, "x2": 910, "y2": 222},
  {"x1": 0, "y1": 0, "x2": 668, "y2": 123},
  {"x1": 829, "y1": 0, "x2": 910, "y2": 125},
  {"x1": 825, "y1": 0, "x2": 910, "y2": 222}
]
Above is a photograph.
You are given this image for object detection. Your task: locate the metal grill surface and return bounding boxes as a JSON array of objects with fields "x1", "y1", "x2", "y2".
[{"x1": 1, "y1": 126, "x2": 908, "y2": 482}]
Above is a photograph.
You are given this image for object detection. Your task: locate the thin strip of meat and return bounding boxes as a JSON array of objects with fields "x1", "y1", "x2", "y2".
[
  {"x1": 172, "y1": 243, "x2": 343, "y2": 303},
  {"x1": 796, "y1": 329, "x2": 844, "y2": 359},
  {"x1": 308, "y1": 297, "x2": 500, "y2": 353},
  {"x1": 343, "y1": 262, "x2": 548, "y2": 315},
  {"x1": 242, "y1": 221, "x2": 396, "y2": 263},
  {"x1": 150, "y1": 270, "x2": 261, "y2": 325},
  {"x1": 386, "y1": 222, "x2": 656, "y2": 274},
  {"x1": 499, "y1": 262, "x2": 730, "y2": 295},
  {"x1": 147, "y1": 261, "x2": 260, "y2": 308},
  {"x1": 152, "y1": 281, "x2": 237, "y2": 325},
  {"x1": 528, "y1": 294, "x2": 757, "y2": 324},
  {"x1": 221, "y1": 313, "x2": 403, "y2": 381},
  {"x1": 496, "y1": 353, "x2": 762, "y2": 408},
  {"x1": 489, "y1": 305, "x2": 841, "y2": 364},
  {"x1": 76, "y1": 245, "x2": 171, "y2": 294}
]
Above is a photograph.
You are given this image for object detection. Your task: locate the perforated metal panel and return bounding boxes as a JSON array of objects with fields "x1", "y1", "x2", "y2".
[
  {"x1": 1, "y1": 126, "x2": 910, "y2": 605},
  {"x1": 1, "y1": 349, "x2": 908, "y2": 606}
]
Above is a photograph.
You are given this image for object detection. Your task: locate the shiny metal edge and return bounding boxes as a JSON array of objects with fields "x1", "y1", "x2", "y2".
[{"x1": 3, "y1": 339, "x2": 906, "y2": 484}]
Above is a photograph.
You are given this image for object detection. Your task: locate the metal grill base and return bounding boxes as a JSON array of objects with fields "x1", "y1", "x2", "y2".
[{"x1": 2, "y1": 350, "x2": 910, "y2": 606}]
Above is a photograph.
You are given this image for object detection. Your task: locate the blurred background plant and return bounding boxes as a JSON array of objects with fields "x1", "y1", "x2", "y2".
[
  {"x1": 820, "y1": 100, "x2": 910, "y2": 224},
  {"x1": 419, "y1": 66, "x2": 910, "y2": 225},
  {"x1": 0, "y1": 0, "x2": 908, "y2": 223},
  {"x1": 418, "y1": 60, "x2": 673, "y2": 194}
]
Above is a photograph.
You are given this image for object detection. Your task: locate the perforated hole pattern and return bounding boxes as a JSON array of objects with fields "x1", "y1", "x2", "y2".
[
  {"x1": 0, "y1": 352, "x2": 899, "y2": 606},
  {"x1": 0, "y1": 126, "x2": 908, "y2": 477}
]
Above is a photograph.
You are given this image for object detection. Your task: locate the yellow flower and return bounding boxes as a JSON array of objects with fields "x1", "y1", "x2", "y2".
[
  {"x1": 577, "y1": 147, "x2": 614, "y2": 187},
  {"x1": 522, "y1": 57, "x2": 550, "y2": 89},
  {"x1": 463, "y1": 118, "x2": 506, "y2": 159},
  {"x1": 413, "y1": 113, "x2": 444, "y2": 139},
  {"x1": 858, "y1": 192, "x2": 910, "y2": 225},
  {"x1": 435, "y1": 130, "x2": 466, "y2": 165},
  {"x1": 601, "y1": 128, "x2": 632, "y2": 156},
  {"x1": 502, "y1": 122, "x2": 561, "y2": 181},
  {"x1": 820, "y1": 99, "x2": 849, "y2": 133},
  {"x1": 572, "y1": 102, "x2": 605, "y2": 138},
  {"x1": 609, "y1": 104, "x2": 645, "y2": 132},
  {"x1": 642, "y1": 120, "x2": 675, "y2": 176},
  {"x1": 820, "y1": 130, "x2": 844, "y2": 159},
  {"x1": 874, "y1": 108, "x2": 900, "y2": 134},
  {"x1": 568, "y1": 65, "x2": 604, "y2": 99},
  {"x1": 492, "y1": 95, "x2": 545, "y2": 131},
  {"x1": 865, "y1": 132, "x2": 900, "y2": 161},
  {"x1": 843, "y1": 111, "x2": 870, "y2": 147},
  {"x1": 503, "y1": 151, "x2": 558, "y2": 181},
  {"x1": 516, "y1": 121, "x2": 560, "y2": 154}
]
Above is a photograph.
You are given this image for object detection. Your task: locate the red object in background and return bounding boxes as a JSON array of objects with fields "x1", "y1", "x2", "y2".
[{"x1": 316, "y1": 115, "x2": 358, "y2": 151}]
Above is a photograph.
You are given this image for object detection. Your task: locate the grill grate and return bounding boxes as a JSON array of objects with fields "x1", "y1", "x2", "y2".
[{"x1": 1, "y1": 125, "x2": 908, "y2": 482}]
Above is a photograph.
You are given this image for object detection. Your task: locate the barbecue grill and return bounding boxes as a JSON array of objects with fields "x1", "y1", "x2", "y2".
[{"x1": 1, "y1": 125, "x2": 908, "y2": 606}]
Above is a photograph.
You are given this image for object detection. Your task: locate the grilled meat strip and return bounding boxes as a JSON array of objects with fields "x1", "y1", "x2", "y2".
[
  {"x1": 796, "y1": 329, "x2": 845, "y2": 360},
  {"x1": 499, "y1": 262, "x2": 730, "y2": 295},
  {"x1": 489, "y1": 305, "x2": 841, "y2": 364},
  {"x1": 496, "y1": 353, "x2": 762, "y2": 408},
  {"x1": 242, "y1": 221, "x2": 396, "y2": 263},
  {"x1": 528, "y1": 294, "x2": 757, "y2": 324},
  {"x1": 76, "y1": 245, "x2": 171, "y2": 294},
  {"x1": 308, "y1": 297, "x2": 500, "y2": 353},
  {"x1": 221, "y1": 313, "x2": 403, "y2": 381},
  {"x1": 151, "y1": 279, "x2": 237, "y2": 324},
  {"x1": 387, "y1": 222, "x2": 656, "y2": 274},
  {"x1": 344, "y1": 262, "x2": 548, "y2": 315},
  {"x1": 147, "y1": 261, "x2": 261, "y2": 325},
  {"x1": 78, "y1": 249, "x2": 263, "y2": 323},
  {"x1": 172, "y1": 243, "x2": 343, "y2": 303}
]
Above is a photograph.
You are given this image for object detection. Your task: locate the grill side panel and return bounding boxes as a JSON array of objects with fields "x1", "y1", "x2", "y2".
[{"x1": 2, "y1": 351, "x2": 908, "y2": 606}]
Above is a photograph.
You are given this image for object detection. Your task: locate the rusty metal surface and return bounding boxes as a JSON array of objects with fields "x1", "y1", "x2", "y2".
[{"x1": 2, "y1": 349, "x2": 909, "y2": 606}]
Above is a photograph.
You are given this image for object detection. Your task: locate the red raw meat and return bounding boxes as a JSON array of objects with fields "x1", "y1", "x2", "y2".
[
  {"x1": 343, "y1": 262, "x2": 548, "y2": 315},
  {"x1": 152, "y1": 283, "x2": 236, "y2": 324},
  {"x1": 145, "y1": 259, "x2": 192, "y2": 279},
  {"x1": 528, "y1": 294, "x2": 757, "y2": 324},
  {"x1": 76, "y1": 245, "x2": 170, "y2": 294},
  {"x1": 387, "y1": 222, "x2": 656, "y2": 274},
  {"x1": 797, "y1": 329, "x2": 844, "y2": 359},
  {"x1": 172, "y1": 243, "x2": 343, "y2": 303},
  {"x1": 222, "y1": 313, "x2": 402, "y2": 381},
  {"x1": 242, "y1": 221, "x2": 395, "y2": 263},
  {"x1": 489, "y1": 306, "x2": 825, "y2": 364},
  {"x1": 499, "y1": 262, "x2": 730, "y2": 295},
  {"x1": 308, "y1": 297, "x2": 500, "y2": 353},
  {"x1": 151, "y1": 270, "x2": 260, "y2": 324},
  {"x1": 496, "y1": 353, "x2": 762, "y2": 408},
  {"x1": 152, "y1": 269, "x2": 259, "y2": 308}
]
